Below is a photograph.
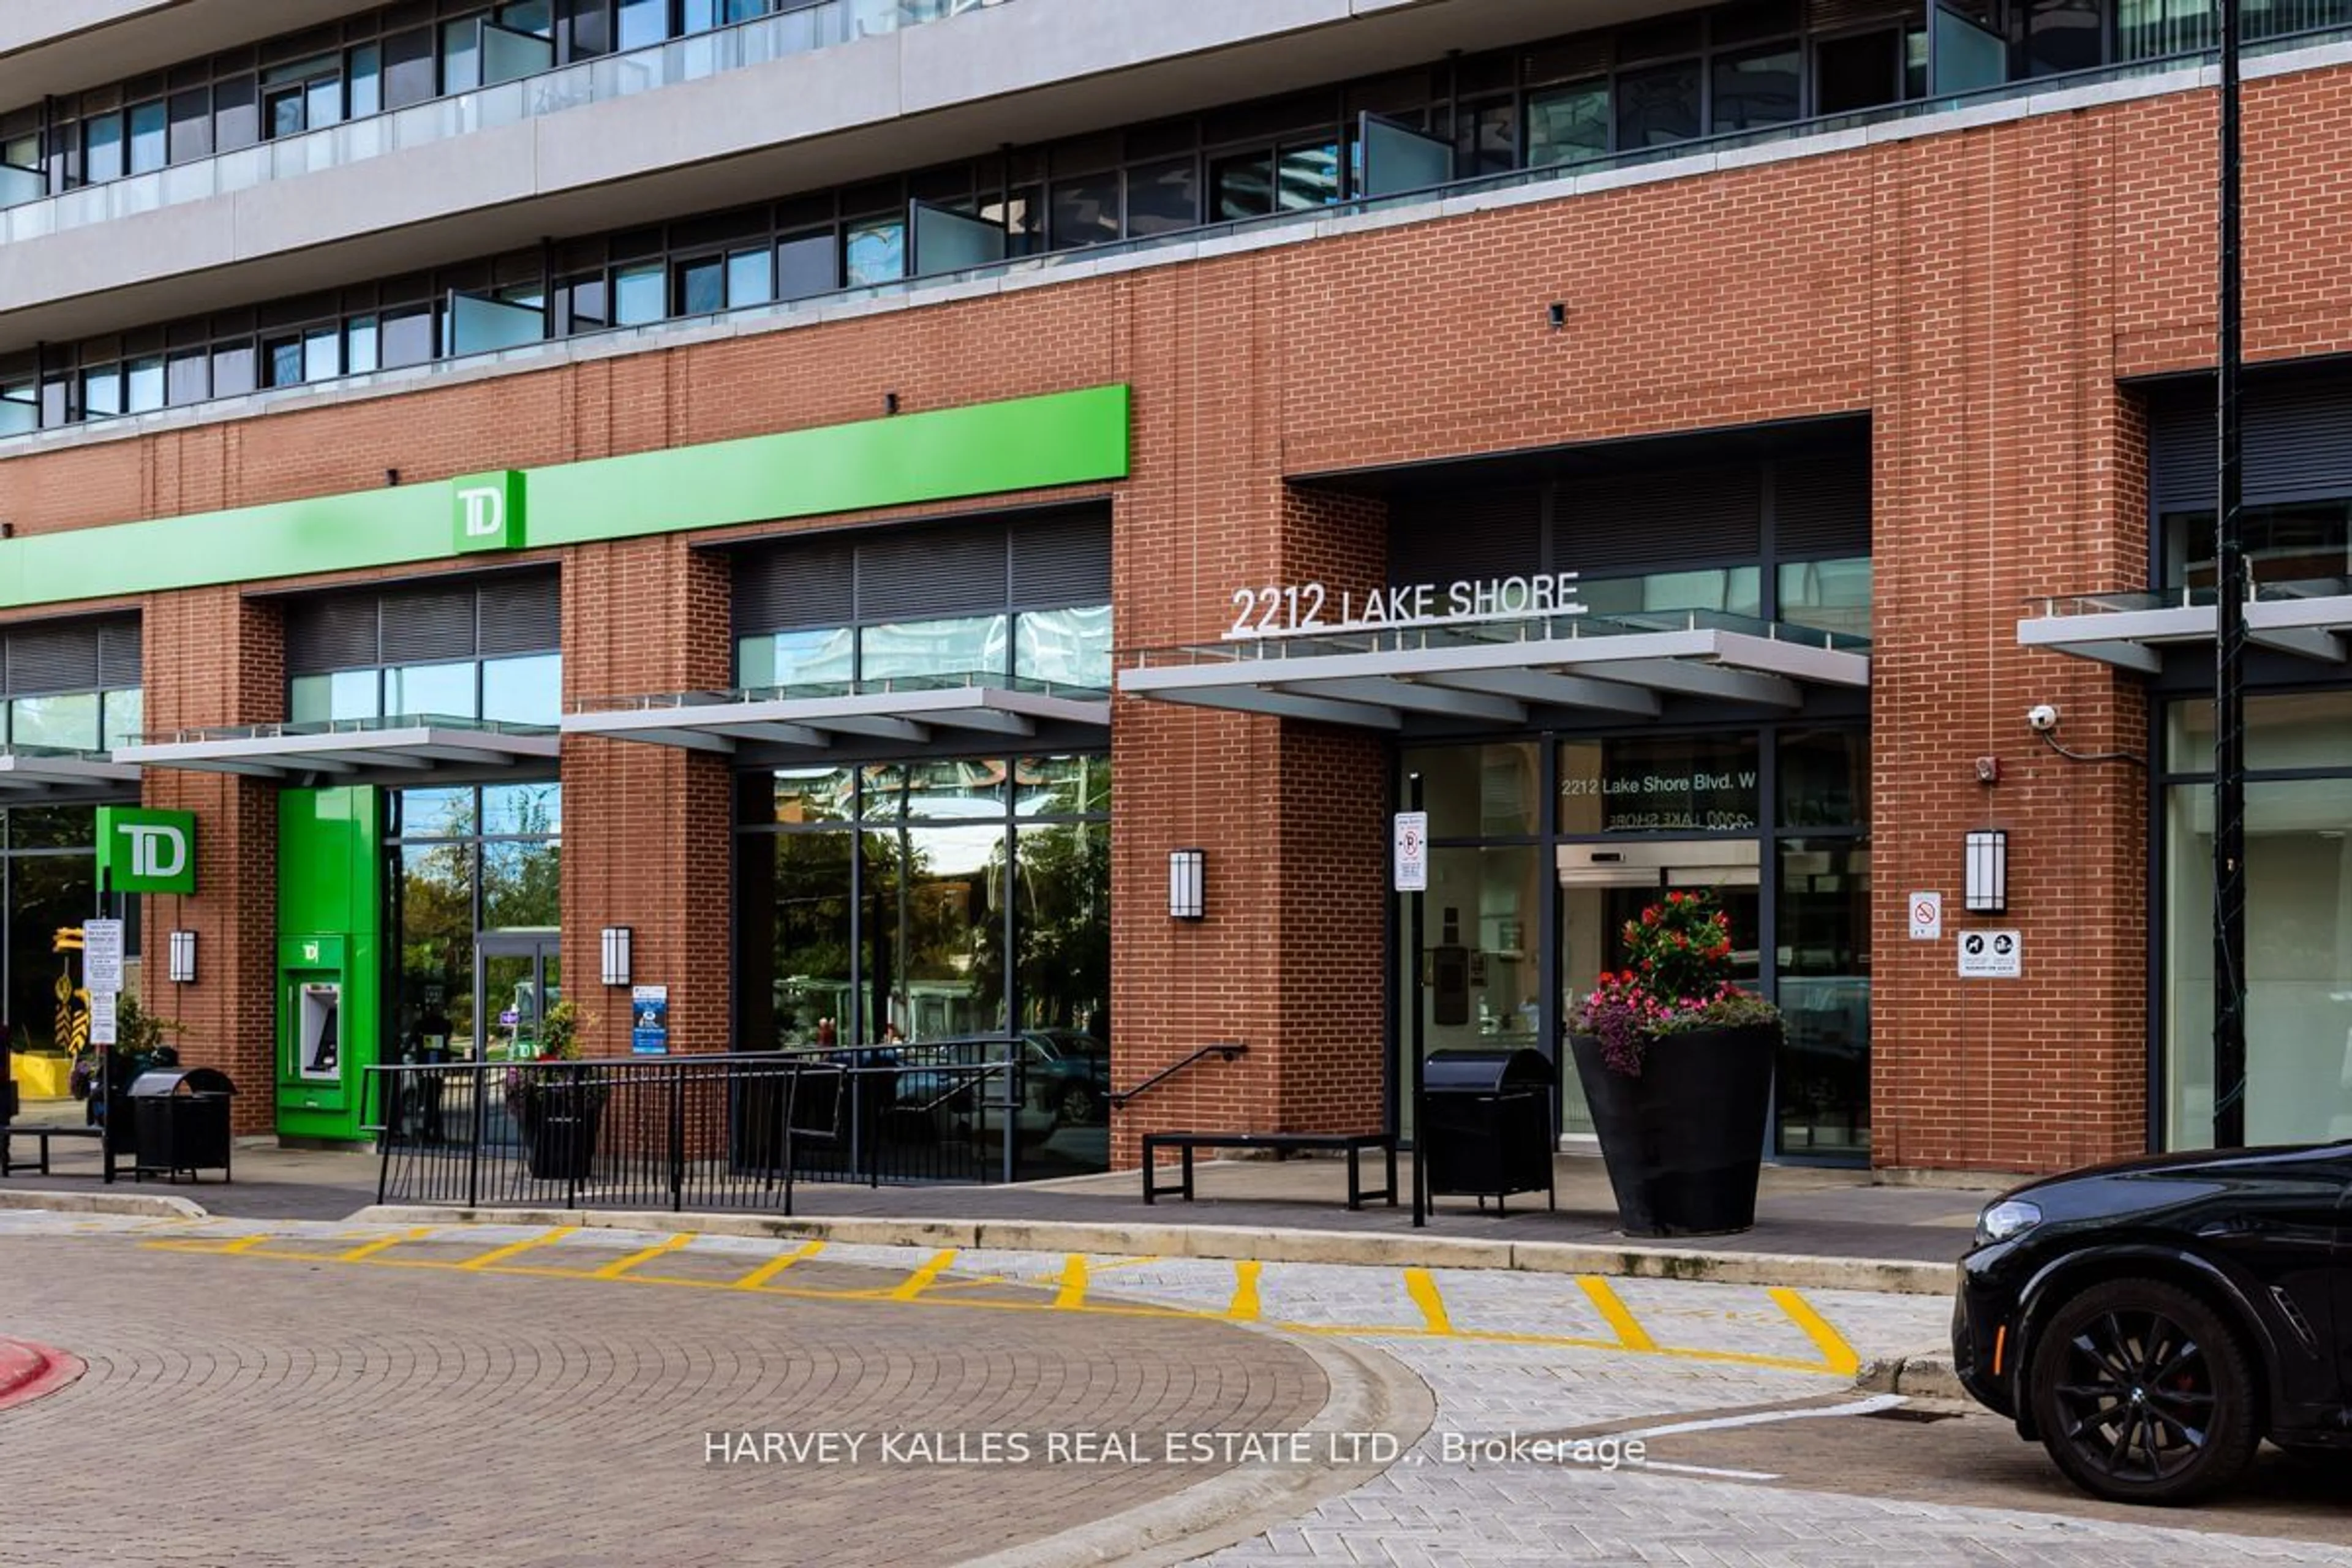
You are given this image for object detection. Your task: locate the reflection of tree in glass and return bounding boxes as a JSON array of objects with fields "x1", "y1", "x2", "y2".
[{"x1": 971, "y1": 822, "x2": 1109, "y2": 1033}]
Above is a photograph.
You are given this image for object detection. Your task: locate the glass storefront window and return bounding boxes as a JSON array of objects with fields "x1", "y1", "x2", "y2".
[
  {"x1": 10, "y1": 693, "x2": 100, "y2": 752},
  {"x1": 292, "y1": 669, "x2": 382, "y2": 725},
  {"x1": 386, "y1": 660, "x2": 478, "y2": 721},
  {"x1": 2169, "y1": 690, "x2": 2352, "y2": 772},
  {"x1": 1399, "y1": 844, "x2": 1545, "y2": 1136},
  {"x1": 1778, "y1": 557, "x2": 1872, "y2": 637},
  {"x1": 1403, "y1": 742, "x2": 1540, "y2": 838},
  {"x1": 1779, "y1": 729, "x2": 1868, "y2": 827},
  {"x1": 735, "y1": 753, "x2": 1110, "y2": 1170},
  {"x1": 1776, "y1": 839, "x2": 1871, "y2": 1156},
  {"x1": 391, "y1": 786, "x2": 473, "y2": 838},
  {"x1": 1014, "y1": 755, "x2": 1110, "y2": 818},
  {"x1": 2164, "y1": 500, "x2": 2351, "y2": 591},
  {"x1": 2166, "y1": 777, "x2": 2352, "y2": 1147},
  {"x1": 7, "y1": 826, "x2": 103, "y2": 1055},
  {"x1": 483, "y1": 782, "x2": 561, "y2": 837},
  {"x1": 481, "y1": 653, "x2": 560, "y2": 726},
  {"x1": 1012, "y1": 606, "x2": 1112, "y2": 691},
  {"x1": 482, "y1": 839, "x2": 561, "y2": 927},
  {"x1": 1577, "y1": 567, "x2": 1762, "y2": 622},
  {"x1": 102, "y1": 687, "x2": 143, "y2": 750},
  {"x1": 738, "y1": 628, "x2": 854, "y2": 690},
  {"x1": 1558, "y1": 733, "x2": 1762, "y2": 834},
  {"x1": 859, "y1": 614, "x2": 1008, "y2": 685}
]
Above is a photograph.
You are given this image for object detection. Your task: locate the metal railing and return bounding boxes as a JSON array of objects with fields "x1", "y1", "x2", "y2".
[
  {"x1": 1109, "y1": 1041, "x2": 1245, "y2": 1111},
  {"x1": 368, "y1": 1041, "x2": 1030, "y2": 1213}
]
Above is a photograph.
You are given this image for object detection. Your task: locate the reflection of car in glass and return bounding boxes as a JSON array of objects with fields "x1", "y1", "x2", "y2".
[
  {"x1": 891, "y1": 1031, "x2": 1108, "y2": 1145},
  {"x1": 1953, "y1": 1141, "x2": 2352, "y2": 1504},
  {"x1": 1020, "y1": 1029, "x2": 1111, "y2": 1126}
]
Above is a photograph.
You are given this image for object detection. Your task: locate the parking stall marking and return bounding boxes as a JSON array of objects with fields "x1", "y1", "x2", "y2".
[{"x1": 105, "y1": 1220, "x2": 1874, "y2": 1378}]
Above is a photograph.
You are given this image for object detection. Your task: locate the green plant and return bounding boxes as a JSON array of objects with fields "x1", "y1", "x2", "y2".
[{"x1": 1567, "y1": 889, "x2": 1778, "y2": 1077}]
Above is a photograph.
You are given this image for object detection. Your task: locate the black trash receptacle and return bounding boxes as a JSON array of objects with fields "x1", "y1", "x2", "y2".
[
  {"x1": 127, "y1": 1066, "x2": 236, "y2": 1182},
  {"x1": 1421, "y1": 1047, "x2": 1555, "y2": 1213}
]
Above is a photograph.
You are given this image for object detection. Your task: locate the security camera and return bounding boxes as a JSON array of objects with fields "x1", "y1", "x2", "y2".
[{"x1": 2026, "y1": 703, "x2": 2061, "y2": 733}]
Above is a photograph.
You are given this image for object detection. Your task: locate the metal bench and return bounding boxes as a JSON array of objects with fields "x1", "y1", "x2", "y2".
[
  {"x1": 1140, "y1": 1130, "x2": 1396, "y2": 1210},
  {"x1": 1, "y1": 1123, "x2": 107, "y2": 1178}
]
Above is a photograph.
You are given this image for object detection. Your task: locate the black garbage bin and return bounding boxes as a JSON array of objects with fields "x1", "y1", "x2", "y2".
[
  {"x1": 1421, "y1": 1047, "x2": 1555, "y2": 1213},
  {"x1": 127, "y1": 1066, "x2": 236, "y2": 1183}
]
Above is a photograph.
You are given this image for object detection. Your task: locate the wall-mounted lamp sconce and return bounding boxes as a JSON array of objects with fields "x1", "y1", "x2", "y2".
[
  {"x1": 168, "y1": 929, "x2": 197, "y2": 984},
  {"x1": 600, "y1": 925, "x2": 633, "y2": 987},
  {"x1": 1964, "y1": 829, "x2": 2008, "y2": 914},
  {"x1": 1167, "y1": 849, "x2": 1205, "y2": 921}
]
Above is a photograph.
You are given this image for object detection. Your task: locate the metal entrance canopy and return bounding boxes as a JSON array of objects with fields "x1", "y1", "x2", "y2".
[
  {"x1": 2018, "y1": 584, "x2": 2352, "y2": 671},
  {"x1": 1118, "y1": 611, "x2": 1870, "y2": 728},
  {"x1": 562, "y1": 677, "x2": 1110, "y2": 753},
  {"x1": 115, "y1": 716, "x2": 559, "y2": 778},
  {"x1": 0, "y1": 747, "x2": 141, "y2": 800}
]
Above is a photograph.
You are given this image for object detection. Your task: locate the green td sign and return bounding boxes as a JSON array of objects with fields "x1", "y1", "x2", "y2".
[
  {"x1": 453, "y1": 470, "x2": 526, "y2": 553},
  {"x1": 97, "y1": 807, "x2": 198, "y2": 894}
]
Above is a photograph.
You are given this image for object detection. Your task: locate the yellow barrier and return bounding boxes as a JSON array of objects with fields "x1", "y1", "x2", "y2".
[{"x1": 9, "y1": 1053, "x2": 74, "y2": 1100}]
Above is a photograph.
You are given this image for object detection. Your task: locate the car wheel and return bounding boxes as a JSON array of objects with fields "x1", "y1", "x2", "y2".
[
  {"x1": 2026, "y1": 1276, "x2": 2261, "y2": 1505},
  {"x1": 1057, "y1": 1084, "x2": 1101, "y2": 1126}
]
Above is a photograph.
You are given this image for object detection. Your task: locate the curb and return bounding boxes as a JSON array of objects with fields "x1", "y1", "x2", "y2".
[
  {"x1": 351, "y1": 1205, "x2": 1956, "y2": 1294},
  {"x1": 962, "y1": 1330, "x2": 1436, "y2": 1568},
  {"x1": 0, "y1": 1337, "x2": 87, "y2": 1411},
  {"x1": 1854, "y1": 1348, "x2": 1967, "y2": 1401},
  {"x1": 0, "y1": 1188, "x2": 208, "y2": 1220}
]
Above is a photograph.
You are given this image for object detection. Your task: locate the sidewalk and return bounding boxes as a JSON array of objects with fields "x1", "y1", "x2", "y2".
[{"x1": 3, "y1": 1096, "x2": 1999, "y2": 1276}]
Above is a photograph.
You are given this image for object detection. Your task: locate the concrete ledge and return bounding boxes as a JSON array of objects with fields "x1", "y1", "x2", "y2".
[
  {"x1": 352, "y1": 1204, "x2": 1954, "y2": 1292},
  {"x1": 0, "y1": 1188, "x2": 206, "y2": 1219},
  {"x1": 1854, "y1": 1347, "x2": 1967, "y2": 1401}
]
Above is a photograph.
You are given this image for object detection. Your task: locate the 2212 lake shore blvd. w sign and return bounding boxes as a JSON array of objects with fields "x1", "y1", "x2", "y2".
[{"x1": 1225, "y1": 575, "x2": 1587, "y2": 639}]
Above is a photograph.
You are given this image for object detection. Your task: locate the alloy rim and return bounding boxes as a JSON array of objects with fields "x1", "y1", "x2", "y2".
[{"x1": 2052, "y1": 1307, "x2": 2219, "y2": 1482}]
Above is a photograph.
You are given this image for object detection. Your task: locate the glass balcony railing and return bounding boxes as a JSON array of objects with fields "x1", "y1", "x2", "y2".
[
  {"x1": 0, "y1": 0, "x2": 1011, "y2": 244},
  {"x1": 569, "y1": 669, "x2": 1113, "y2": 713}
]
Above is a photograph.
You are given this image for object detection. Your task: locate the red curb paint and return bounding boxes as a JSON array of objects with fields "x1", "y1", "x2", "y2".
[{"x1": 0, "y1": 1337, "x2": 85, "y2": 1411}]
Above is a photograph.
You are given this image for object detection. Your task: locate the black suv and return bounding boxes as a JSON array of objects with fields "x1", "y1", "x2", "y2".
[{"x1": 1953, "y1": 1141, "x2": 2351, "y2": 1504}]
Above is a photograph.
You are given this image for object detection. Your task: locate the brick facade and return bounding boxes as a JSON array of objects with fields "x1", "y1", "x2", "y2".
[{"x1": 6, "y1": 64, "x2": 2342, "y2": 1169}]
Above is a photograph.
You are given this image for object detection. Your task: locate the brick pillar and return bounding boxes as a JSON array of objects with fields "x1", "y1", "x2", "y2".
[
  {"x1": 1868, "y1": 115, "x2": 2150, "y2": 1175},
  {"x1": 139, "y1": 589, "x2": 284, "y2": 1136},
  {"x1": 1110, "y1": 480, "x2": 1389, "y2": 1166},
  {"x1": 559, "y1": 538, "x2": 732, "y2": 1062}
]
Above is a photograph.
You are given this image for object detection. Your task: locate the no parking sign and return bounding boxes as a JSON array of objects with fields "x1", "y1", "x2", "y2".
[{"x1": 1393, "y1": 812, "x2": 1428, "y2": 892}]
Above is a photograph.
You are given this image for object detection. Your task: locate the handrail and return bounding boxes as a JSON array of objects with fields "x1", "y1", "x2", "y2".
[{"x1": 1109, "y1": 1042, "x2": 1245, "y2": 1110}]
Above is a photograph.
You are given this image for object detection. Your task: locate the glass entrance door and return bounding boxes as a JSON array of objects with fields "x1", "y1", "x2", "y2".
[
  {"x1": 1556, "y1": 840, "x2": 1762, "y2": 1135},
  {"x1": 475, "y1": 933, "x2": 560, "y2": 1061}
]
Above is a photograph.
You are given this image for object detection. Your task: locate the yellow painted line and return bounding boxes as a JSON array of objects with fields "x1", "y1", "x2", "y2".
[
  {"x1": 1769, "y1": 1287, "x2": 1862, "y2": 1378},
  {"x1": 889, "y1": 1248, "x2": 959, "y2": 1301},
  {"x1": 1404, "y1": 1268, "x2": 1455, "y2": 1336},
  {"x1": 222, "y1": 1233, "x2": 274, "y2": 1254},
  {"x1": 732, "y1": 1240, "x2": 824, "y2": 1290},
  {"x1": 1227, "y1": 1260, "x2": 1263, "y2": 1322},
  {"x1": 592, "y1": 1232, "x2": 696, "y2": 1279},
  {"x1": 336, "y1": 1227, "x2": 437, "y2": 1262},
  {"x1": 1580, "y1": 1276, "x2": 1660, "y2": 1354},
  {"x1": 1053, "y1": 1254, "x2": 1090, "y2": 1310},
  {"x1": 456, "y1": 1227, "x2": 576, "y2": 1270}
]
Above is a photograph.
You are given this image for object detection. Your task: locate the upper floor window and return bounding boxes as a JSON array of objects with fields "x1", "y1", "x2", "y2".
[
  {"x1": 285, "y1": 574, "x2": 560, "y2": 727},
  {"x1": 0, "y1": 617, "x2": 143, "y2": 752}
]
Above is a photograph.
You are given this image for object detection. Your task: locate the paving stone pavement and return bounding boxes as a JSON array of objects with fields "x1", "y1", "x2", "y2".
[
  {"x1": 0, "y1": 1224, "x2": 1329, "y2": 1568},
  {"x1": 5, "y1": 1210, "x2": 2345, "y2": 1567}
]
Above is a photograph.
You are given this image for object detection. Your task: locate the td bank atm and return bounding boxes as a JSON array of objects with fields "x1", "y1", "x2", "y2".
[{"x1": 276, "y1": 787, "x2": 382, "y2": 1143}]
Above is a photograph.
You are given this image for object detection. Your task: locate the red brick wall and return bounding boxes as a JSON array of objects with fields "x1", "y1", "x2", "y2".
[
  {"x1": 9, "y1": 66, "x2": 2344, "y2": 1167},
  {"x1": 137, "y1": 589, "x2": 283, "y2": 1136}
]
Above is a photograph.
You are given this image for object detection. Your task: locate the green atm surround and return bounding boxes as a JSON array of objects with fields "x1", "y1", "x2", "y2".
[{"x1": 276, "y1": 786, "x2": 382, "y2": 1144}]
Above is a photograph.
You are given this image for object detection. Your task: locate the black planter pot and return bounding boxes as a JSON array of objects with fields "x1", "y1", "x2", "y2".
[
  {"x1": 1569, "y1": 1023, "x2": 1777, "y2": 1238},
  {"x1": 518, "y1": 1091, "x2": 606, "y2": 1183}
]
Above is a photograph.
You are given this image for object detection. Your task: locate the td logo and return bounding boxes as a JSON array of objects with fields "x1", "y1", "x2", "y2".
[
  {"x1": 96, "y1": 807, "x2": 198, "y2": 894},
  {"x1": 452, "y1": 470, "x2": 526, "y2": 553}
]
